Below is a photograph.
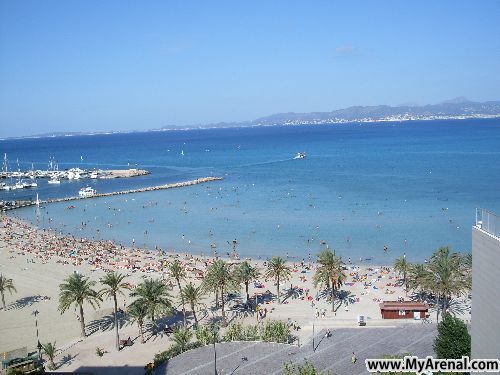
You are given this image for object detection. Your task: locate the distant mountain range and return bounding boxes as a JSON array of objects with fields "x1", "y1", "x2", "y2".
[
  {"x1": 5, "y1": 98, "x2": 500, "y2": 140},
  {"x1": 170, "y1": 98, "x2": 500, "y2": 129}
]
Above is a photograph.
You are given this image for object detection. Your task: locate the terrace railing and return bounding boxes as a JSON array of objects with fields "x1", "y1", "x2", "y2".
[{"x1": 476, "y1": 208, "x2": 500, "y2": 238}]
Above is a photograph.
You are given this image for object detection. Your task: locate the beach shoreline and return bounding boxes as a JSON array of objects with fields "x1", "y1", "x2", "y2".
[{"x1": 0, "y1": 213, "x2": 470, "y2": 372}]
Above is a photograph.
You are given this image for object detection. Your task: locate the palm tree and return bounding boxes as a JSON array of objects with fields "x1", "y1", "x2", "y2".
[
  {"x1": 423, "y1": 247, "x2": 464, "y2": 322},
  {"x1": 41, "y1": 341, "x2": 57, "y2": 370},
  {"x1": 407, "y1": 263, "x2": 429, "y2": 299},
  {"x1": 168, "y1": 260, "x2": 187, "y2": 326},
  {"x1": 236, "y1": 261, "x2": 260, "y2": 304},
  {"x1": 172, "y1": 327, "x2": 193, "y2": 353},
  {"x1": 265, "y1": 256, "x2": 291, "y2": 304},
  {"x1": 394, "y1": 255, "x2": 410, "y2": 293},
  {"x1": 130, "y1": 278, "x2": 172, "y2": 332},
  {"x1": 127, "y1": 300, "x2": 148, "y2": 343},
  {"x1": 181, "y1": 282, "x2": 203, "y2": 326},
  {"x1": 313, "y1": 249, "x2": 345, "y2": 312},
  {"x1": 99, "y1": 272, "x2": 130, "y2": 351},
  {"x1": 202, "y1": 260, "x2": 238, "y2": 326},
  {"x1": 58, "y1": 273, "x2": 101, "y2": 337},
  {"x1": 0, "y1": 274, "x2": 17, "y2": 310}
]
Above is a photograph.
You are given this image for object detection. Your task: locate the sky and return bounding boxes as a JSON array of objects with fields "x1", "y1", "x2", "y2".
[{"x1": 1, "y1": 1, "x2": 499, "y2": 138}]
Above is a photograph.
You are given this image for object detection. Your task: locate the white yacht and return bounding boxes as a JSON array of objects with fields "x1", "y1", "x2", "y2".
[
  {"x1": 79, "y1": 186, "x2": 96, "y2": 197},
  {"x1": 48, "y1": 175, "x2": 61, "y2": 184},
  {"x1": 293, "y1": 152, "x2": 306, "y2": 159},
  {"x1": 23, "y1": 180, "x2": 37, "y2": 188}
]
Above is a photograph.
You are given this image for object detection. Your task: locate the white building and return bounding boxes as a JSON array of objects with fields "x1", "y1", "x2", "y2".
[{"x1": 472, "y1": 208, "x2": 500, "y2": 374}]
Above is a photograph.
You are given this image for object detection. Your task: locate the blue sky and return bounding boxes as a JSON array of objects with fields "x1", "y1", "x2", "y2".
[{"x1": 1, "y1": 1, "x2": 499, "y2": 137}]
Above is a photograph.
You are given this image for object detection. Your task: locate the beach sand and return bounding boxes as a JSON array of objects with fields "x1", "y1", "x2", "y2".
[{"x1": 0, "y1": 214, "x2": 470, "y2": 373}]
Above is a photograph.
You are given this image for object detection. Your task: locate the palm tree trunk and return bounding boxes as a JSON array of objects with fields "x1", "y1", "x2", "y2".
[
  {"x1": 442, "y1": 295, "x2": 448, "y2": 316},
  {"x1": 139, "y1": 321, "x2": 145, "y2": 343},
  {"x1": 403, "y1": 272, "x2": 407, "y2": 295},
  {"x1": 113, "y1": 294, "x2": 119, "y2": 351},
  {"x1": 191, "y1": 302, "x2": 199, "y2": 326},
  {"x1": 277, "y1": 275, "x2": 280, "y2": 304},
  {"x1": 150, "y1": 309, "x2": 157, "y2": 335},
  {"x1": 79, "y1": 303, "x2": 86, "y2": 337},
  {"x1": 177, "y1": 279, "x2": 186, "y2": 326},
  {"x1": 215, "y1": 288, "x2": 219, "y2": 309},
  {"x1": 1, "y1": 291, "x2": 5, "y2": 310},
  {"x1": 245, "y1": 281, "x2": 249, "y2": 304},
  {"x1": 331, "y1": 280, "x2": 335, "y2": 312},
  {"x1": 221, "y1": 285, "x2": 226, "y2": 325}
]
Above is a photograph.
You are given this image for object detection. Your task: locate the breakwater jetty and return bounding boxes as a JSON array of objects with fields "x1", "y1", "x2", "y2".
[{"x1": 1, "y1": 176, "x2": 223, "y2": 212}]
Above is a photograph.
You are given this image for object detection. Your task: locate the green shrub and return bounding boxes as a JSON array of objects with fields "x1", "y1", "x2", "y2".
[
  {"x1": 283, "y1": 360, "x2": 330, "y2": 375},
  {"x1": 262, "y1": 320, "x2": 290, "y2": 343},
  {"x1": 434, "y1": 313, "x2": 471, "y2": 359},
  {"x1": 243, "y1": 324, "x2": 260, "y2": 341},
  {"x1": 224, "y1": 322, "x2": 244, "y2": 341},
  {"x1": 195, "y1": 325, "x2": 218, "y2": 345},
  {"x1": 154, "y1": 341, "x2": 202, "y2": 366},
  {"x1": 221, "y1": 320, "x2": 290, "y2": 343}
]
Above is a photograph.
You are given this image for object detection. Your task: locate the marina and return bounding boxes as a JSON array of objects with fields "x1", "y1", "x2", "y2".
[{"x1": 0, "y1": 153, "x2": 151, "y2": 191}]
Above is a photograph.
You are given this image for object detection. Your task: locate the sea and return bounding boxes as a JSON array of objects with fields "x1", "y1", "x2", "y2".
[{"x1": 1, "y1": 119, "x2": 500, "y2": 265}]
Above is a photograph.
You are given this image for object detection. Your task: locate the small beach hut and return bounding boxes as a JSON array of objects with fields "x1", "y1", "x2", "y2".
[{"x1": 379, "y1": 301, "x2": 429, "y2": 319}]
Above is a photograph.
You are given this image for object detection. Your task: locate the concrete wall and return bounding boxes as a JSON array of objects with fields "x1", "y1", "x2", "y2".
[{"x1": 472, "y1": 226, "x2": 500, "y2": 367}]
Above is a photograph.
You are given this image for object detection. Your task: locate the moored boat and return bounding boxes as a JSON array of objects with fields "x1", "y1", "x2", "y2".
[{"x1": 78, "y1": 186, "x2": 96, "y2": 197}]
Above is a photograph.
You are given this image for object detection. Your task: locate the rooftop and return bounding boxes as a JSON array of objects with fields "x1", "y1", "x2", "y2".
[{"x1": 379, "y1": 301, "x2": 429, "y2": 311}]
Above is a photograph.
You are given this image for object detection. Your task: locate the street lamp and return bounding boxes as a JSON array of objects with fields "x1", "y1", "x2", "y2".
[
  {"x1": 32, "y1": 310, "x2": 42, "y2": 361},
  {"x1": 212, "y1": 324, "x2": 219, "y2": 375},
  {"x1": 312, "y1": 319, "x2": 315, "y2": 352}
]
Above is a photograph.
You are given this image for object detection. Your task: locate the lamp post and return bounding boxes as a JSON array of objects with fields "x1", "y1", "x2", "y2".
[
  {"x1": 312, "y1": 319, "x2": 315, "y2": 352},
  {"x1": 212, "y1": 324, "x2": 219, "y2": 375},
  {"x1": 32, "y1": 310, "x2": 42, "y2": 361}
]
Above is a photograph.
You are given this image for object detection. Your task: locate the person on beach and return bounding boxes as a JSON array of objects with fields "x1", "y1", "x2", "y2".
[{"x1": 351, "y1": 352, "x2": 357, "y2": 364}]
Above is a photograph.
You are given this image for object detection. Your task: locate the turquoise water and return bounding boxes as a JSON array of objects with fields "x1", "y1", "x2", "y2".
[{"x1": 2, "y1": 119, "x2": 500, "y2": 264}]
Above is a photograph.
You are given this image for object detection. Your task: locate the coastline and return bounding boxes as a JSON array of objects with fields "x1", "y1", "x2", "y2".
[{"x1": 0, "y1": 214, "x2": 471, "y2": 372}]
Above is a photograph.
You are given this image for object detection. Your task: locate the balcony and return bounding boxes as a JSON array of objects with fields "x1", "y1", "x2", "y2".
[{"x1": 476, "y1": 208, "x2": 500, "y2": 239}]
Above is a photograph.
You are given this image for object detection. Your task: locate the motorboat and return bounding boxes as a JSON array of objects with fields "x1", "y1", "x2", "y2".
[
  {"x1": 79, "y1": 186, "x2": 96, "y2": 197},
  {"x1": 23, "y1": 181, "x2": 38, "y2": 188},
  {"x1": 293, "y1": 152, "x2": 306, "y2": 159},
  {"x1": 68, "y1": 168, "x2": 83, "y2": 180},
  {"x1": 48, "y1": 176, "x2": 61, "y2": 184}
]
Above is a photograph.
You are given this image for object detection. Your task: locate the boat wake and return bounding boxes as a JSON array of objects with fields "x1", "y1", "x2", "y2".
[{"x1": 234, "y1": 158, "x2": 301, "y2": 169}]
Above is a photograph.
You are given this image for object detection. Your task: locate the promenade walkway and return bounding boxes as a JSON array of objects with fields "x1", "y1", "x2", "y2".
[{"x1": 160, "y1": 323, "x2": 436, "y2": 374}]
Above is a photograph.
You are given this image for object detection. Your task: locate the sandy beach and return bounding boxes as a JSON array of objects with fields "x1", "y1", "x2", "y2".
[{"x1": 0, "y1": 214, "x2": 470, "y2": 373}]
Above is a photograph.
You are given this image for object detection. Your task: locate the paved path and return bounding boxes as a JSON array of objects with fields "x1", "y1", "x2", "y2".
[{"x1": 160, "y1": 323, "x2": 437, "y2": 374}]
